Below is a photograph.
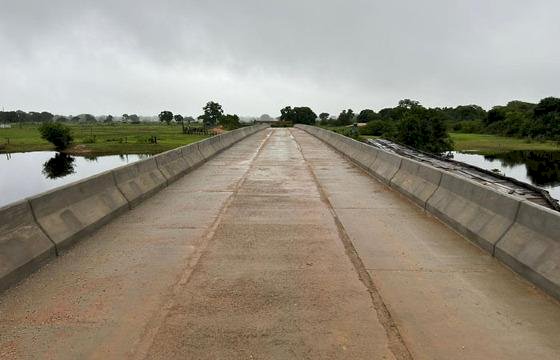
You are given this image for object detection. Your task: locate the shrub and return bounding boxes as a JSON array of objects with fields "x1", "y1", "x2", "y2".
[{"x1": 38, "y1": 122, "x2": 74, "y2": 150}]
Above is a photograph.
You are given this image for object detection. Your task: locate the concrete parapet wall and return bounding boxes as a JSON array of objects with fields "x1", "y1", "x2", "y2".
[
  {"x1": 29, "y1": 171, "x2": 130, "y2": 250},
  {"x1": 0, "y1": 201, "x2": 56, "y2": 291},
  {"x1": 390, "y1": 158, "x2": 442, "y2": 208},
  {"x1": 426, "y1": 172, "x2": 521, "y2": 253},
  {"x1": 154, "y1": 148, "x2": 190, "y2": 183},
  {"x1": 113, "y1": 158, "x2": 167, "y2": 208},
  {"x1": 0, "y1": 124, "x2": 268, "y2": 292},
  {"x1": 295, "y1": 124, "x2": 560, "y2": 301},
  {"x1": 495, "y1": 202, "x2": 560, "y2": 299},
  {"x1": 368, "y1": 150, "x2": 402, "y2": 184}
]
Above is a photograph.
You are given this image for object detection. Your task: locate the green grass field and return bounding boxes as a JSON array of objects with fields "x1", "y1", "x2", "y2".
[
  {"x1": 363, "y1": 133, "x2": 560, "y2": 153},
  {"x1": 449, "y1": 133, "x2": 560, "y2": 153},
  {"x1": 0, "y1": 123, "x2": 210, "y2": 155}
]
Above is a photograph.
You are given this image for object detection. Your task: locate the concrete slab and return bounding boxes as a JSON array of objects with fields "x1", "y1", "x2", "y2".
[{"x1": 292, "y1": 127, "x2": 560, "y2": 360}]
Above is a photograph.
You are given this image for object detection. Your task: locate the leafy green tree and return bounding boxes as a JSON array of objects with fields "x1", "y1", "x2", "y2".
[
  {"x1": 198, "y1": 101, "x2": 224, "y2": 128},
  {"x1": 530, "y1": 97, "x2": 560, "y2": 140},
  {"x1": 319, "y1": 112, "x2": 330, "y2": 125},
  {"x1": 122, "y1": 114, "x2": 129, "y2": 123},
  {"x1": 336, "y1": 109, "x2": 355, "y2": 126},
  {"x1": 220, "y1": 114, "x2": 241, "y2": 130},
  {"x1": 159, "y1": 110, "x2": 174, "y2": 125},
  {"x1": 174, "y1": 114, "x2": 184, "y2": 124},
  {"x1": 357, "y1": 109, "x2": 379, "y2": 123},
  {"x1": 104, "y1": 115, "x2": 114, "y2": 123},
  {"x1": 129, "y1": 114, "x2": 140, "y2": 124},
  {"x1": 280, "y1": 106, "x2": 296, "y2": 122},
  {"x1": 38, "y1": 122, "x2": 74, "y2": 150},
  {"x1": 392, "y1": 107, "x2": 453, "y2": 154},
  {"x1": 280, "y1": 106, "x2": 317, "y2": 124},
  {"x1": 174, "y1": 114, "x2": 185, "y2": 132},
  {"x1": 485, "y1": 107, "x2": 506, "y2": 126}
]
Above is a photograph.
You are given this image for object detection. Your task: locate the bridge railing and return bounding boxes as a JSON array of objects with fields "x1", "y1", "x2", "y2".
[
  {"x1": 0, "y1": 124, "x2": 269, "y2": 292},
  {"x1": 295, "y1": 124, "x2": 560, "y2": 301}
]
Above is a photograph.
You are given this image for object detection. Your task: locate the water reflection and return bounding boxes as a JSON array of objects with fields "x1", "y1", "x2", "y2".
[
  {"x1": 483, "y1": 151, "x2": 560, "y2": 187},
  {"x1": 42, "y1": 153, "x2": 76, "y2": 179},
  {"x1": 0, "y1": 151, "x2": 150, "y2": 207},
  {"x1": 452, "y1": 150, "x2": 560, "y2": 201}
]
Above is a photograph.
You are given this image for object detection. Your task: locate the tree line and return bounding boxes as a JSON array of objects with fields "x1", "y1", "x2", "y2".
[
  {"x1": 279, "y1": 96, "x2": 560, "y2": 153},
  {"x1": 158, "y1": 101, "x2": 241, "y2": 132}
]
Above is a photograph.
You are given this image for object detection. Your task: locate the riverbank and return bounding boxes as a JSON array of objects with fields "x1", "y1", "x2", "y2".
[
  {"x1": 0, "y1": 123, "x2": 210, "y2": 155},
  {"x1": 450, "y1": 133, "x2": 560, "y2": 153}
]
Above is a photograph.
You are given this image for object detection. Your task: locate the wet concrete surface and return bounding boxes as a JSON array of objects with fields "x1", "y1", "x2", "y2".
[{"x1": 1, "y1": 128, "x2": 560, "y2": 359}]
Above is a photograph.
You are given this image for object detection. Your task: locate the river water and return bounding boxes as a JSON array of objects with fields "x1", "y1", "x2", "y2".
[
  {"x1": 0, "y1": 151, "x2": 149, "y2": 207},
  {"x1": 451, "y1": 150, "x2": 560, "y2": 202},
  {"x1": 1, "y1": 149, "x2": 559, "y2": 208}
]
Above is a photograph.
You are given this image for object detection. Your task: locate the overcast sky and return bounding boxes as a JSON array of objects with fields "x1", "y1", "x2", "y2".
[{"x1": 0, "y1": 0, "x2": 559, "y2": 117}]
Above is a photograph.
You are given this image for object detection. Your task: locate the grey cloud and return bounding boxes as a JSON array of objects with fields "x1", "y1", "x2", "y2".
[{"x1": 0, "y1": 0, "x2": 558, "y2": 116}]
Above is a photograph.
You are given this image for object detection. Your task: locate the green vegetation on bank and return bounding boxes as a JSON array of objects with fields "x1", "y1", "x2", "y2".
[
  {"x1": 0, "y1": 123, "x2": 209, "y2": 155},
  {"x1": 0, "y1": 100, "x2": 246, "y2": 155},
  {"x1": 450, "y1": 133, "x2": 560, "y2": 153},
  {"x1": 300, "y1": 96, "x2": 560, "y2": 154}
]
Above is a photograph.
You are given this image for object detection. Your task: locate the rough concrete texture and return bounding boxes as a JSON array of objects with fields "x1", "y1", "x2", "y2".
[
  {"x1": 390, "y1": 158, "x2": 442, "y2": 208},
  {"x1": 1, "y1": 128, "x2": 560, "y2": 359},
  {"x1": 292, "y1": 128, "x2": 560, "y2": 360},
  {"x1": 28, "y1": 172, "x2": 129, "y2": 250},
  {"x1": 0, "y1": 201, "x2": 56, "y2": 291},
  {"x1": 369, "y1": 150, "x2": 403, "y2": 184},
  {"x1": 426, "y1": 172, "x2": 521, "y2": 253},
  {"x1": 180, "y1": 143, "x2": 205, "y2": 169},
  {"x1": 495, "y1": 201, "x2": 560, "y2": 300},
  {"x1": 154, "y1": 148, "x2": 190, "y2": 183},
  {"x1": 113, "y1": 158, "x2": 167, "y2": 208}
]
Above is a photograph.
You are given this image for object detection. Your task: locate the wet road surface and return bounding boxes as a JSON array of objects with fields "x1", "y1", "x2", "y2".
[{"x1": 1, "y1": 128, "x2": 559, "y2": 359}]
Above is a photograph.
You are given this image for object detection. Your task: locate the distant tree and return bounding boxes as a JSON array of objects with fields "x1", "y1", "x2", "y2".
[
  {"x1": 280, "y1": 106, "x2": 296, "y2": 122},
  {"x1": 104, "y1": 115, "x2": 114, "y2": 123},
  {"x1": 319, "y1": 112, "x2": 330, "y2": 125},
  {"x1": 40, "y1": 112, "x2": 54, "y2": 122},
  {"x1": 485, "y1": 107, "x2": 506, "y2": 126},
  {"x1": 38, "y1": 122, "x2": 74, "y2": 150},
  {"x1": 280, "y1": 106, "x2": 317, "y2": 125},
  {"x1": 122, "y1": 114, "x2": 129, "y2": 123},
  {"x1": 453, "y1": 105, "x2": 486, "y2": 122},
  {"x1": 356, "y1": 109, "x2": 379, "y2": 123},
  {"x1": 159, "y1": 111, "x2": 174, "y2": 125},
  {"x1": 198, "y1": 101, "x2": 224, "y2": 128},
  {"x1": 534, "y1": 97, "x2": 560, "y2": 118},
  {"x1": 336, "y1": 109, "x2": 355, "y2": 126},
  {"x1": 82, "y1": 114, "x2": 96, "y2": 123},
  {"x1": 530, "y1": 97, "x2": 560, "y2": 140},
  {"x1": 393, "y1": 107, "x2": 453, "y2": 154},
  {"x1": 220, "y1": 114, "x2": 241, "y2": 130},
  {"x1": 397, "y1": 99, "x2": 421, "y2": 109},
  {"x1": 174, "y1": 114, "x2": 185, "y2": 132},
  {"x1": 129, "y1": 114, "x2": 140, "y2": 124},
  {"x1": 184, "y1": 116, "x2": 195, "y2": 132}
]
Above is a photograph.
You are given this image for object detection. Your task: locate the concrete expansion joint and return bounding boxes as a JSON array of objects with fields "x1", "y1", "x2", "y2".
[
  {"x1": 28, "y1": 199, "x2": 59, "y2": 256},
  {"x1": 388, "y1": 158, "x2": 403, "y2": 183},
  {"x1": 111, "y1": 170, "x2": 133, "y2": 210},
  {"x1": 492, "y1": 200, "x2": 522, "y2": 257},
  {"x1": 423, "y1": 171, "x2": 444, "y2": 210},
  {"x1": 289, "y1": 128, "x2": 414, "y2": 360}
]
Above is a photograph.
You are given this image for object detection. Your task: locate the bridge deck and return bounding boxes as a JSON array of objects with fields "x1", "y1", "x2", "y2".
[{"x1": 1, "y1": 128, "x2": 559, "y2": 359}]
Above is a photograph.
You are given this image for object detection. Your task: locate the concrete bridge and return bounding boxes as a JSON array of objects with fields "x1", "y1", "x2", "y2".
[{"x1": 1, "y1": 127, "x2": 560, "y2": 359}]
